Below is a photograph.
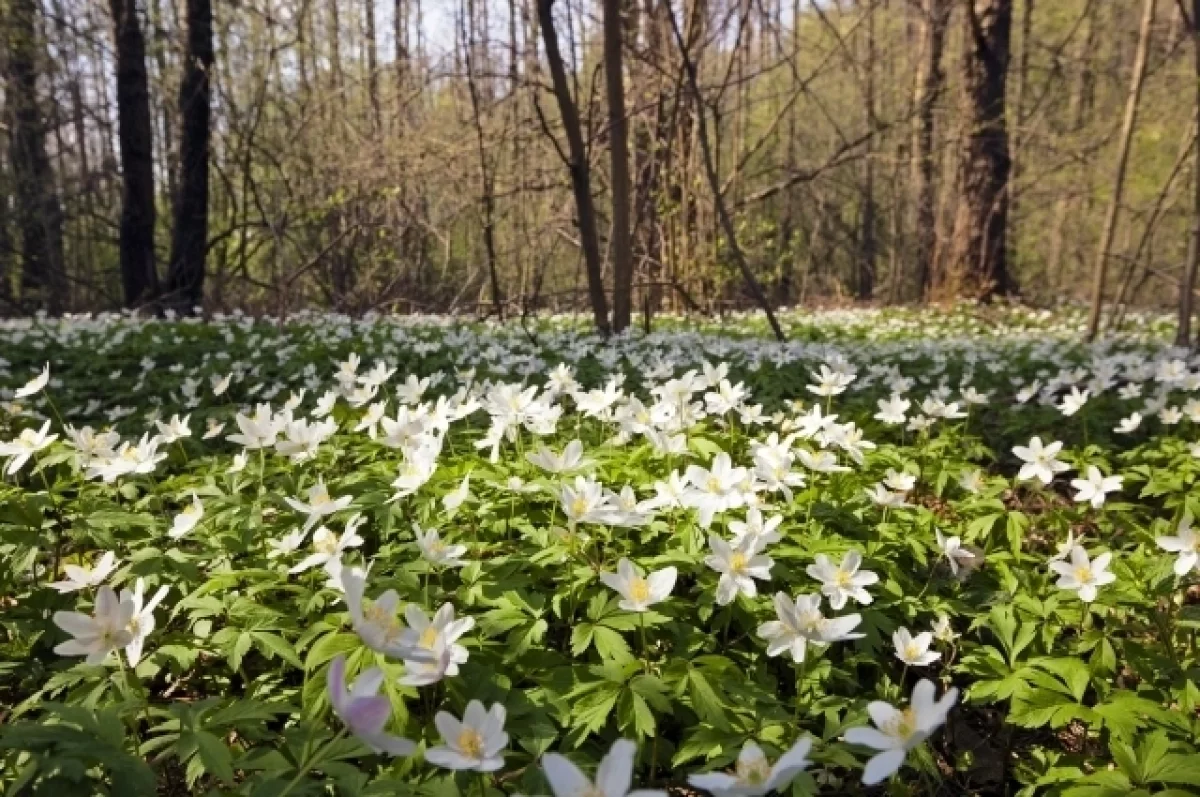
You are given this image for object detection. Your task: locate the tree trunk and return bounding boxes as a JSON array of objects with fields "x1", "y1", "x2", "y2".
[
  {"x1": 365, "y1": 0, "x2": 381, "y2": 128},
  {"x1": 1179, "y1": 0, "x2": 1200, "y2": 346},
  {"x1": 912, "y1": 0, "x2": 949, "y2": 300},
  {"x1": 165, "y1": 0, "x2": 213, "y2": 313},
  {"x1": 110, "y1": 0, "x2": 160, "y2": 308},
  {"x1": 538, "y1": 0, "x2": 611, "y2": 335},
  {"x1": 1007, "y1": 0, "x2": 1032, "y2": 274},
  {"x1": 603, "y1": 0, "x2": 634, "y2": 331},
  {"x1": 1085, "y1": 0, "x2": 1154, "y2": 340},
  {"x1": 858, "y1": 0, "x2": 876, "y2": 300},
  {"x1": 948, "y1": 0, "x2": 1013, "y2": 301},
  {"x1": 6, "y1": 0, "x2": 67, "y2": 313}
]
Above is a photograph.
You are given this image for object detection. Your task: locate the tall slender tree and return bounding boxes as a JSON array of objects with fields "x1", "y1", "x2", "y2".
[
  {"x1": 538, "y1": 0, "x2": 611, "y2": 335},
  {"x1": 948, "y1": 0, "x2": 1013, "y2": 300},
  {"x1": 6, "y1": 0, "x2": 67, "y2": 312},
  {"x1": 110, "y1": 0, "x2": 160, "y2": 307},
  {"x1": 1086, "y1": 0, "x2": 1155, "y2": 340},
  {"x1": 165, "y1": 0, "x2": 213, "y2": 312},
  {"x1": 603, "y1": 0, "x2": 635, "y2": 331},
  {"x1": 1179, "y1": 0, "x2": 1200, "y2": 346}
]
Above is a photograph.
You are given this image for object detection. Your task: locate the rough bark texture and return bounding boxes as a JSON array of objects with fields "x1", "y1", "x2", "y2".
[
  {"x1": 912, "y1": 0, "x2": 949, "y2": 300},
  {"x1": 604, "y1": 0, "x2": 635, "y2": 331},
  {"x1": 538, "y1": 0, "x2": 611, "y2": 335},
  {"x1": 1179, "y1": 0, "x2": 1200, "y2": 346},
  {"x1": 948, "y1": 0, "x2": 1012, "y2": 301},
  {"x1": 6, "y1": 0, "x2": 67, "y2": 312},
  {"x1": 111, "y1": 0, "x2": 159, "y2": 308},
  {"x1": 165, "y1": 0, "x2": 213, "y2": 312}
]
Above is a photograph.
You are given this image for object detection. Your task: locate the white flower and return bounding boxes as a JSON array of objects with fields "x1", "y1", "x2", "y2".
[
  {"x1": 52, "y1": 585, "x2": 135, "y2": 664},
  {"x1": 1049, "y1": 529, "x2": 1083, "y2": 563},
  {"x1": 284, "y1": 478, "x2": 352, "y2": 532},
  {"x1": 806, "y1": 551, "x2": 878, "y2": 610},
  {"x1": 958, "y1": 469, "x2": 985, "y2": 494},
  {"x1": 268, "y1": 528, "x2": 307, "y2": 558},
  {"x1": 874, "y1": 395, "x2": 910, "y2": 425},
  {"x1": 154, "y1": 414, "x2": 191, "y2": 444},
  {"x1": 49, "y1": 551, "x2": 120, "y2": 594},
  {"x1": 560, "y1": 475, "x2": 620, "y2": 527},
  {"x1": 442, "y1": 474, "x2": 473, "y2": 513},
  {"x1": 1012, "y1": 437, "x2": 1069, "y2": 485},
  {"x1": 545, "y1": 738, "x2": 665, "y2": 797},
  {"x1": 882, "y1": 469, "x2": 916, "y2": 493},
  {"x1": 398, "y1": 603, "x2": 474, "y2": 685},
  {"x1": 168, "y1": 493, "x2": 205, "y2": 539},
  {"x1": 705, "y1": 534, "x2": 774, "y2": 605},
  {"x1": 1157, "y1": 515, "x2": 1200, "y2": 576},
  {"x1": 599, "y1": 558, "x2": 676, "y2": 612},
  {"x1": 1070, "y1": 466, "x2": 1123, "y2": 509},
  {"x1": 327, "y1": 655, "x2": 416, "y2": 756},
  {"x1": 844, "y1": 680, "x2": 958, "y2": 785},
  {"x1": 688, "y1": 738, "x2": 812, "y2": 797},
  {"x1": 0, "y1": 420, "x2": 58, "y2": 475},
  {"x1": 340, "y1": 567, "x2": 429, "y2": 660},
  {"x1": 931, "y1": 614, "x2": 959, "y2": 643},
  {"x1": 757, "y1": 592, "x2": 863, "y2": 662},
  {"x1": 211, "y1": 373, "x2": 232, "y2": 396},
  {"x1": 727, "y1": 508, "x2": 783, "y2": 549},
  {"x1": 892, "y1": 627, "x2": 940, "y2": 667},
  {"x1": 226, "y1": 403, "x2": 280, "y2": 449},
  {"x1": 796, "y1": 448, "x2": 849, "y2": 474},
  {"x1": 415, "y1": 523, "x2": 468, "y2": 568},
  {"x1": 1048, "y1": 547, "x2": 1116, "y2": 603},
  {"x1": 1057, "y1": 387, "x2": 1089, "y2": 417},
  {"x1": 865, "y1": 484, "x2": 910, "y2": 509},
  {"x1": 1114, "y1": 413, "x2": 1142, "y2": 434},
  {"x1": 14, "y1": 363, "x2": 50, "y2": 398},
  {"x1": 426, "y1": 701, "x2": 507, "y2": 772},
  {"x1": 290, "y1": 516, "x2": 365, "y2": 573},
  {"x1": 934, "y1": 530, "x2": 975, "y2": 576},
  {"x1": 120, "y1": 578, "x2": 169, "y2": 666},
  {"x1": 526, "y1": 439, "x2": 590, "y2": 474},
  {"x1": 227, "y1": 452, "x2": 247, "y2": 473}
]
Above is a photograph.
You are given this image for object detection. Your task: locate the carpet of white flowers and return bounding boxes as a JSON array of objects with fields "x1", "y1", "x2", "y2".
[{"x1": 2, "y1": 306, "x2": 1200, "y2": 796}]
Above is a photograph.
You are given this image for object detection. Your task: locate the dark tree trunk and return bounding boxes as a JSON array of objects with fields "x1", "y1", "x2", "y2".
[
  {"x1": 948, "y1": 0, "x2": 1013, "y2": 301},
  {"x1": 912, "y1": 0, "x2": 949, "y2": 300},
  {"x1": 165, "y1": 0, "x2": 213, "y2": 313},
  {"x1": 1181, "y1": 0, "x2": 1200, "y2": 346},
  {"x1": 603, "y1": 0, "x2": 634, "y2": 331},
  {"x1": 6, "y1": 0, "x2": 67, "y2": 313},
  {"x1": 110, "y1": 0, "x2": 159, "y2": 308},
  {"x1": 858, "y1": 0, "x2": 876, "y2": 300},
  {"x1": 538, "y1": 0, "x2": 611, "y2": 335}
]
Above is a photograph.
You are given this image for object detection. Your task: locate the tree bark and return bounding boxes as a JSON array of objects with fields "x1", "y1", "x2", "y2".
[
  {"x1": 604, "y1": 0, "x2": 635, "y2": 331},
  {"x1": 858, "y1": 0, "x2": 876, "y2": 300},
  {"x1": 6, "y1": 0, "x2": 67, "y2": 313},
  {"x1": 948, "y1": 0, "x2": 1013, "y2": 301},
  {"x1": 912, "y1": 0, "x2": 949, "y2": 300},
  {"x1": 165, "y1": 0, "x2": 213, "y2": 313},
  {"x1": 1179, "y1": 0, "x2": 1200, "y2": 346},
  {"x1": 1085, "y1": 0, "x2": 1154, "y2": 340},
  {"x1": 110, "y1": 0, "x2": 160, "y2": 308},
  {"x1": 538, "y1": 0, "x2": 611, "y2": 335}
]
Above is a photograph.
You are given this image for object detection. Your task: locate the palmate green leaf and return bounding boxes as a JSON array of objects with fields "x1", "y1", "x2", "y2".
[
  {"x1": 305, "y1": 631, "x2": 361, "y2": 670},
  {"x1": 592, "y1": 626, "x2": 634, "y2": 664},
  {"x1": 192, "y1": 728, "x2": 236, "y2": 784},
  {"x1": 685, "y1": 668, "x2": 730, "y2": 730},
  {"x1": 252, "y1": 631, "x2": 304, "y2": 669},
  {"x1": 1008, "y1": 687, "x2": 1097, "y2": 729}
]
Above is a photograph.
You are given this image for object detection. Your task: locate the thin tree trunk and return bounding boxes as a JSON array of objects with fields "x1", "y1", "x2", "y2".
[
  {"x1": 664, "y1": 0, "x2": 785, "y2": 341},
  {"x1": 110, "y1": 0, "x2": 160, "y2": 307},
  {"x1": 365, "y1": 0, "x2": 380, "y2": 128},
  {"x1": 858, "y1": 0, "x2": 876, "y2": 300},
  {"x1": 604, "y1": 0, "x2": 634, "y2": 331},
  {"x1": 1179, "y1": 0, "x2": 1200, "y2": 346},
  {"x1": 1085, "y1": 0, "x2": 1155, "y2": 340},
  {"x1": 1007, "y1": 0, "x2": 1032, "y2": 272},
  {"x1": 537, "y1": 0, "x2": 611, "y2": 335},
  {"x1": 165, "y1": 0, "x2": 213, "y2": 312}
]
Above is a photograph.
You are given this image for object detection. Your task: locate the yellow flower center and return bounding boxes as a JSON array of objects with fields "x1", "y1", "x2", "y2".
[
  {"x1": 1074, "y1": 566, "x2": 1093, "y2": 584},
  {"x1": 834, "y1": 570, "x2": 853, "y2": 588},
  {"x1": 315, "y1": 535, "x2": 338, "y2": 555},
  {"x1": 571, "y1": 497, "x2": 589, "y2": 517},
  {"x1": 883, "y1": 708, "x2": 918, "y2": 740},
  {"x1": 736, "y1": 755, "x2": 771, "y2": 785},
  {"x1": 707, "y1": 476, "x2": 722, "y2": 493},
  {"x1": 729, "y1": 553, "x2": 748, "y2": 573},
  {"x1": 904, "y1": 643, "x2": 922, "y2": 661},
  {"x1": 419, "y1": 626, "x2": 439, "y2": 649},
  {"x1": 628, "y1": 578, "x2": 651, "y2": 604},
  {"x1": 457, "y1": 728, "x2": 485, "y2": 759},
  {"x1": 363, "y1": 602, "x2": 402, "y2": 641}
]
